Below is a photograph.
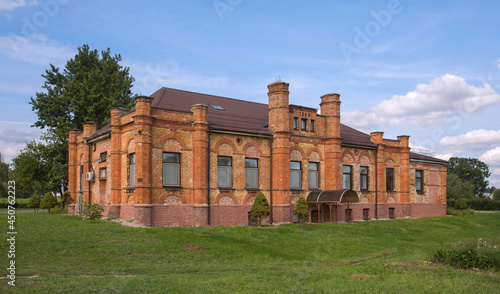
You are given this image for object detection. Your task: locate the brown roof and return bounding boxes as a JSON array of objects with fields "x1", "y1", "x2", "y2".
[{"x1": 88, "y1": 87, "x2": 447, "y2": 164}]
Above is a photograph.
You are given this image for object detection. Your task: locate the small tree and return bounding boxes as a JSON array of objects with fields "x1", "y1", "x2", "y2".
[
  {"x1": 493, "y1": 189, "x2": 500, "y2": 200},
  {"x1": 250, "y1": 192, "x2": 270, "y2": 227},
  {"x1": 27, "y1": 194, "x2": 41, "y2": 213},
  {"x1": 455, "y1": 198, "x2": 469, "y2": 211},
  {"x1": 293, "y1": 197, "x2": 309, "y2": 230},
  {"x1": 40, "y1": 192, "x2": 58, "y2": 215},
  {"x1": 61, "y1": 191, "x2": 72, "y2": 208}
]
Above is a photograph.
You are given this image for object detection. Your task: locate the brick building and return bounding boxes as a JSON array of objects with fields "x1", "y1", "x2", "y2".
[{"x1": 67, "y1": 81, "x2": 447, "y2": 227}]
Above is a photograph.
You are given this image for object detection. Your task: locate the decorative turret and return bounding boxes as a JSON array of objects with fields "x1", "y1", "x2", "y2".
[{"x1": 268, "y1": 82, "x2": 290, "y2": 133}]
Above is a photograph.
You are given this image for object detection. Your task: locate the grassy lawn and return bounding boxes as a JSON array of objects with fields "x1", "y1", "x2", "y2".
[{"x1": 1, "y1": 213, "x2": 499, "y2": 293}]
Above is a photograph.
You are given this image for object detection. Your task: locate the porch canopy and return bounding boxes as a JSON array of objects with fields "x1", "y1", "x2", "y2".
[{"x1": 306, "y1": 189, "x2": 359, "y2": 204}]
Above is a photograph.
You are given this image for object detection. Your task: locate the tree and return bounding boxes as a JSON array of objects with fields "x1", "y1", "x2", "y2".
[
  {"x1": 28, "y1": 194, "x2": 41, "y2": 213},
  {"x1": 40, "y1": 192, "x2": 58, "y2": 215},
  {"x1": 494, "y1": 189, "x2": 500, "y2": 200},
  {"x1": 0, "y1": 152, "x2": 9, "y2": 198},
  {"x1": 61, "y1": 191, "x2": 72, "y2": 208},
  {"x1": 448, "y1": 157, "x2": 491, "y2": 196},
  {"x1": 293, "y1": 197, "x2": 309, "y2": 230},
  {"x1": 11, "y1": 141, "x2": 50, "y2": 198},
  {"x1": 250, "y1": 192, "x2": 270, "y2": 227},
  {"x1": 446, "y1": 174, "x2": 474, "y2": 200},
  {"x1": 28, "y1": 44, "x2": 135, "y2": 193}
]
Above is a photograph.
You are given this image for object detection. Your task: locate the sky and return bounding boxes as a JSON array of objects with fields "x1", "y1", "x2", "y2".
[{"x1": 0, "y1": 0, "x2": 499, "y2": 187}]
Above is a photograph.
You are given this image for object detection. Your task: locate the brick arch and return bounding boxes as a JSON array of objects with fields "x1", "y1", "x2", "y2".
[
  {"x1": 218, "y1": 143, "x2": 233, "y2": 156},
  {"x1": 79, "y1": 153, "x2": 84, "y2": 165},
  {"x1": 359, "y1": 153, "x2": 371, "y2": 166},
  {"x1": 163, "y1": 138, "x2": 182, "y2": 152},
  {"x1": 126, "y1": 195, "x2": 134, "y2": 204},
  {"x1": 290, "y1": 149, "x2": 303, "y2": 161},
  {"x1": 342, "y1": 151, "x2": 355, "y2": 165},
  {"x1": 162, "y1": 194, "x2": 184, "y2": 205},
  {"x1": 127, "y1": 138, "x2": 135, "y2": 153},
  {"x1": 387, "y1": 196, "x2": 396, "y2": 203},
  {"x1": 214, "y1": 139, "x2": 237, "y2": 154},
  {"x1": 308, "y1": 151, "x2": 321, "y2": 162},
  {"x1": 159, "y1": 134, "x2": 186, "y2": 150},
  {"x1": 243, "y1": 142, "x2": 263, "y2": 158},
  {"x1": 360, "y1": 196, "x2": 369, "y2": 203},
  {"x1": 289, "y1": 194, "x2": 301, "y2": 204},
  {"x1": 214, "y1": 192, "x2": 236, "y2": 205},
  {"x1": 386, "y1": 158, "x2": 395, "y2": 168},
  {"x1": 243, "y1": 193, "x2": 258, "y2": 205}
]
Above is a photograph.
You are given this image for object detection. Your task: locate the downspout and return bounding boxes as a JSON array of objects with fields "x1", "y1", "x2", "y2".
[
  {"x1": 87, "y1": 140, "x2": 92, "y2": 205},
  {"x1": 207, "y1": 128, "x2": 212, "y2": 226},
  {"x1": 375, "y1": 147, "x2": 378, "y2": 220},
  {"x1": 269, "y1": 136, "x2": 273, "y2": 224}
]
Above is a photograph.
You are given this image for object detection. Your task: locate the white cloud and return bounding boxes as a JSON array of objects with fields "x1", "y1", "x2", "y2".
[
  {"x1": 0, "y1": 34, "x2": 74, "y2": 65},
  {"x1": 497, "y1": 58, "x2": 500, "y2": 69},
  {"x1": 342, "y1": 74, "x2": 500, "y2": 129},
  {"x1": 480, "y1": 147, "x2": 500, "y2": 167},
  {"x1": 0, "y1": 0, "x2": 36, "y2": 11},
  {"x1": 126, "y1": 59, "x2": 230, "y2": 96},
  {"x1": 440, "y1": 129, "x2": 500, "y2": 153},
  {"x1": 0, "y1": 127, "x2": 41, "y2": 162}
]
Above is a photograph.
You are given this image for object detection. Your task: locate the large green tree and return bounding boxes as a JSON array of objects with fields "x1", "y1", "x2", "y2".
[
  {"x1": 448, "y1": 157, "x2": 491, "y2": 196},
  {"x1": 11, "y1": 141, "x2": 50, "y2": 198},
  {"x1": 446, "y1": 173, "x2": 475, "y2": 200},
  {"x1": 24, "y1": 44, "x2": 135, "y2": 193}
]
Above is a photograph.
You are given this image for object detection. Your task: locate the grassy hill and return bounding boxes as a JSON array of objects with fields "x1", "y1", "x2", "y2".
[{"x1": 1, "y1": 213, "x2": 499, "y2": 293}]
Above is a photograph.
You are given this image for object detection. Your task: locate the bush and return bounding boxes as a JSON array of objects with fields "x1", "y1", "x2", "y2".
[
  {"x1": 293, "y1": 197, "x2": 309, "y2": 230},
  {"x1": 28, "y1": 194, "x2": 41, "y2": 213},
  {"x1": 455, "y1": 198, "x2": 469, "y2": 210},
  {"x1": 447, "y1": 207, "x2": 475, "y2": 216},
  {"x1": 467, "y1": 198, "x2": 500, "y2": 211},
  {"x1": 250, "y1": 192, "x2": 270, "y2": 227},
  {"x1": 82, "y1": 202, "x2": 105, "y2": 220},
  {"x1": 40, "y1": 192, "x2": 58, "y2": 215},
  {"x1": 434, "y1": 238, "x2": 500, "y2": 271}
]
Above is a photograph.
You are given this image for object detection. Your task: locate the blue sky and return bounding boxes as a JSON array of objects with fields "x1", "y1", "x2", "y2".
[{"x1": 1, "y1": 0, "x2": 499, "y2": 187}]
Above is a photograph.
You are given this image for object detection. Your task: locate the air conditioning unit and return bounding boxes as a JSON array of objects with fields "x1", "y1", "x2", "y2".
[{"x1": 86, "y1": 172, "x2": 95, "y2": 181}]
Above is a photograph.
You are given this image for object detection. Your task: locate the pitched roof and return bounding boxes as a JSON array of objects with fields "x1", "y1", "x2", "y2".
[{"x1": 88, "y1": 87, "x2": 447, "y2": 164}]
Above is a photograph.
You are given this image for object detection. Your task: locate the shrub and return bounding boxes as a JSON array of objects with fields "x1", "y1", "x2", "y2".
[
  {"x1": 293, "y1": 197, "x2": 309, "y2": 230},
  {"x1": 40, "y1": 192, "x2": 59, "y2": 215},
  {"x1": 250, "y1": 192, "x2": 270, "y2": 227},
  {"x1": 61, "y1": 191, "x2": 72, "y2": 208},
  {"x1": 455, "y1": 198, "x2": 469, "y2": 210},
  {"x1": 82, "y1": 202, "x2": 105, "y2": 220},
  {"x1": 433, "y1": 238, "x2": 500, "y2": 271},
  {"x1": 27, "y1": 194, "x2": 41, "y2": 213},
  {"x1": 467, "y1": 198, "x2": 500, "y2": 211},
  {"x1": 447, "y1": 207, "x2": 475, "y2": 216}
]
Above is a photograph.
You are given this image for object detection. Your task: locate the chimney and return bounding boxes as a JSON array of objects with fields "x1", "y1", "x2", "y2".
[
  {"x1": 320, "y1": 93, "x2": 341, "y2": 138},
  {"x1": 134, "y1": 96, "x2": 154, "y2": 116},
  {"x1": 268, "y1": 81, "x2": 290, "y2": 133},
  {"x1": 82, "y1": 121, "x2": 98, "y2": 138},
  {"x1": 370, "y1": 132, "x2": 384, "y2": 145}
]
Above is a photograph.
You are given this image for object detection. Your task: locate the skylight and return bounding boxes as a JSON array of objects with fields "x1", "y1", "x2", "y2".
[{"x1": 209, "y1": 104, "x2": 225, "y2": 111}]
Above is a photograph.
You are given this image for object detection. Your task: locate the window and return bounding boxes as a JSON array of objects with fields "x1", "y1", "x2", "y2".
[
  {"x1": 128, "y1": 153, "x2": 135, "y2": 187},
  {"x1": 290, "y1": 161, "x2": 301, "y2": 189},
  {"x1": 217, "y1": 156, "x2": 232, "y2": 188},
  {"x1": 293, "y1": 117, "x2": 298, "y2": 130},
  {"x1": 301, "y1": 118, "x2": 307, "y2": 131},
  {"x1": 345, "y1": 209, "x2": 353, "y2": 222},
  {"x1": 245, "y1": 158, "x2": 259, "y2": 189},
  {"x1": 163, "y1": 153, "x2": 180, "y2": 187},
  {"x1": 80, "y1": 165, "x2": 84, "y2": 191},
  {"x1": 99, "y1": 152, "x2": 107, "y2": 162},
  {"x1": 360, "y1": 166, "x2": 369, "y2": 191},
  {"x1": 99, "y1": 168, "x2": 107, "y2": 180},
  {"x1": 363, "y1": 208, "x2": 370, "y2": 220},
  {"x1": 343, "y1": 165, "x2": 352, "y2": 190},
  {"x1": 416, "y1": 170, "x2": 424, "y2": 193},
  {"x1": 389, "y1": 207, "x2": 395, "y2": 219},
  {"x1": 209, "y1": 104, "x2": 225, "y2": 111},
  {"x1": 386, "y1": 168, "x2": 394, "y2": 191},
  {"x1": 308, "y1": 162, "x2": 319, "y2": 190},
  {"x1": 310, "y1": 120, "x2": 315, "y2": 132}
]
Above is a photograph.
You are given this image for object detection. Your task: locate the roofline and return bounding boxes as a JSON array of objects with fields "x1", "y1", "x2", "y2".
[
  {"x1": 210, "y1": 129, "x2": 272, "y2": 138},
  {"x1": 87, "y1": 132, "x2": 111, "y2": 143},
  {"x1": 410, "y1": 158, "x2": 448, "y2": 165},
  {"x1": 341, "y1": 143, "x2": 377, "y2": 150}
]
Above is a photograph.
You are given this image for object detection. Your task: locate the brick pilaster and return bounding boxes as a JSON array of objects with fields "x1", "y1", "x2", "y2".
[{"x1": 191, "y1": 104, "x2": 209, "y2": 205}]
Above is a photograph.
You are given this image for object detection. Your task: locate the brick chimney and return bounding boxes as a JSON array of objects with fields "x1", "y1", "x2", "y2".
[
  {"x1": 320, "y1": 93, "x2": 341, "y2": 138},
  {"x1": 268, "y1": 82, "x2": 290, "y2": 133}
]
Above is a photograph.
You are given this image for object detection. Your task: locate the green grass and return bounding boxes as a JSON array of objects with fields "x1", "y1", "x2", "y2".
[{"x1": 1, "y1": 213, "x2": 499, "y2": 293}]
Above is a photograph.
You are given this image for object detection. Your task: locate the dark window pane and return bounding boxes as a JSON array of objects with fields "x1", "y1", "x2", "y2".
[
  {"x1": 218, "y1": 156, "x2": 231, "y2": 166},
  {"x1": 245, "y1": 158, "x2": 258, "y2": 168},
  {"x1": 163, "y1": 153, "x2": 179, "y2": 163}
]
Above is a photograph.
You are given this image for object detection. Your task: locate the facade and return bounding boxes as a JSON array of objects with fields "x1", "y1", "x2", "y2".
[{"x1": 68, "y1": 82, "x2": 447, "y2": 227}]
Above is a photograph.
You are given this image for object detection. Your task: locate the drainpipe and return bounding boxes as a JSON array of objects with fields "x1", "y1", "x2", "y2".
[
  {"x1": 375, "y1": 147, "x2": 378, "y2": 220},
  {"x1": 269, "y1": 136, "x2": 273, "y2": 224},
  {"x1": 207, "y1": 128, "x2": 212, "y2": 226},
  {"x1": 87, "y1": 140, "x2": 92, "y2": 205}
]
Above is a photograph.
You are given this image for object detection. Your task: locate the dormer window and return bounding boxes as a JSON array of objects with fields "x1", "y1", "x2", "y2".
[{"x1": 209, "y1": 104, "x2": 225, "y2": 111}]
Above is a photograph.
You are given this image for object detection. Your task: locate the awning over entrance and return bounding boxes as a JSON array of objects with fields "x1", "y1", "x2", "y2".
[{"x1": 306, "y1": 189, "x2": 359, "y2": 204}]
